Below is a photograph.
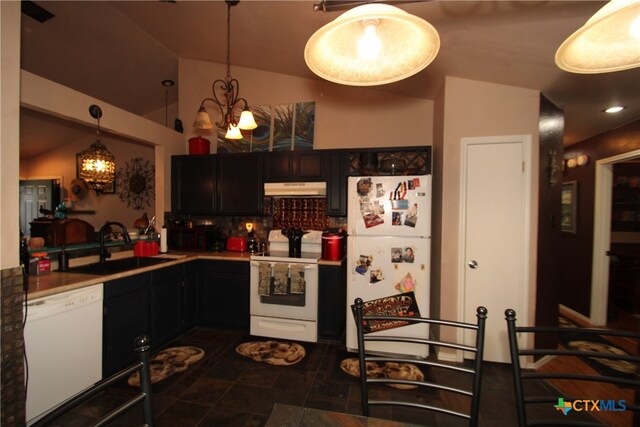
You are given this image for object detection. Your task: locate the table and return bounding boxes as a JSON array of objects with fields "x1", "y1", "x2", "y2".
[{"x1": 265, "y1": 403, "x2": 424, "y2": 427}]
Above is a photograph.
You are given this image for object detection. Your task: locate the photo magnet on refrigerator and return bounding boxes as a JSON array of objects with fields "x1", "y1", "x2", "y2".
[
  {"x1": 355, "y1": 255, "x2": 372, "y2": 275},
  {"x1": 395, "y1": 273, "x2": 417, "y2": 293}
]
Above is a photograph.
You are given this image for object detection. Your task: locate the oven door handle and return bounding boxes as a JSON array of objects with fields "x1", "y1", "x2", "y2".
[{"x1": 250, "y1": 261, "x2": 317, "y2": 271}]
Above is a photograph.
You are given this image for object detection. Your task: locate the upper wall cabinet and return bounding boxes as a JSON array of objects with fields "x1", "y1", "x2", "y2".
[
  {"x1": 264, "y1": 151, "x2": 325, "y2": 182},
  {"x1": 347, "y1": 147, "x2": 432, "y2": 176},
  {"x1": 217, "y1": 153, "x2": 263, "y2": 216},
  {"x1": 171, "y1": 155, "x2": 217, "y2": 215}
]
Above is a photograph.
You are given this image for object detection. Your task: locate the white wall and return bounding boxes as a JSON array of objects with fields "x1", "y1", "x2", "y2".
[{"x1": 178, "y1": 58, "x2": 435, "y2": 152}]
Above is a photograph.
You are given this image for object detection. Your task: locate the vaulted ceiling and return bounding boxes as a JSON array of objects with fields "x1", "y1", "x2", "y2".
[{"x1": 20, "y1": 0, "x2": 640, "y2": 159}]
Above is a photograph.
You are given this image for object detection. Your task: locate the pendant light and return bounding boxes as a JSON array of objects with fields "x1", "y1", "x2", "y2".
[
  {"x1": 304, "y1": 3, "x2": 440, "y2": 86},
  {"x1": 555, "y1": 0, "x2": 640, "y2": 73},
  {"x1": 193, "y1": 0, "x2": 257, "y2": 140},
  {"x1": 77, "y1": 105, "x2": 115, "y2": 195}
]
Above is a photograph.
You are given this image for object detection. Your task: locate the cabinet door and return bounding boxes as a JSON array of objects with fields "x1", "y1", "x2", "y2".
[
  {"x1": 318, "y1": 262, "x2": 347, "y2": 341},
  {"x1": 218, "y1": 153, "x2": 263, "y2": 215},
  {"x1": 182, "y1": 270, "x2": 199, "y2": 330},
  {"x1": 103, "y1": 273, "x2": 150, "y2": 377},
  {"x1": 150, "y1": 265, "x2": 183, "y2": 348},
  {"x1": 295, "y1": 151, "x2": 325, "y2": 181},
  {"x1": 199, "y1": 261, "x2": 250, "y2": 330},
  {"x1": 325, "y1": 150, "x2": 347, "y2": 216},
  {"x1": 171, "y1": 155, "x2": 217, "y2": 215},
  {"x1": 264, "y1": 151, "x2": 293, "y2": 182}
]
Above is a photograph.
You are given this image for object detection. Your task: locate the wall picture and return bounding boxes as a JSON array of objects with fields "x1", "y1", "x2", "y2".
[{"x1": 561, "y1": 181, "x2": 577, "y2": 233}]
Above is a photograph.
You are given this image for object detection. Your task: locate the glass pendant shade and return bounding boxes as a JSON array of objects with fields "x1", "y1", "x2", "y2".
[
  {"x1": 78, "y1": 141, "x2": 116, "y2": 195},
  {"x1": 555, "y1": 0, "x2": 640, "y2": 73},
  {"x1": 237, "y1": 108, "x2": 258, "y2": 130},
  {"x1": 304, "y1": 3, "x2": 440, "y2": 86},
  {"x1": 225, "y1": 124, "x2": 243, "y2": 140},
  {"x1": 193, "y1": 106, "x2": 213, "y2": 129}
]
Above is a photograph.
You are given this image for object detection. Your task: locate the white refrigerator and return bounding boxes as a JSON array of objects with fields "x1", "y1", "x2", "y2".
[{"x1": 346, "y1": 175, "x2": 432, "y2": 357}]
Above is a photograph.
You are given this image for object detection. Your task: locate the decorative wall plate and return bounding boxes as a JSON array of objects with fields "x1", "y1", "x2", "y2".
[{"x1": 117, "y1": 157, "x2": 155, "y2": 210}]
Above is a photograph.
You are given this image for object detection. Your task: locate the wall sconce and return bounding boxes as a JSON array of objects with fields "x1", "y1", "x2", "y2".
[{"x1": 565, "y1": 154, "x2": 590, "y2": 169}]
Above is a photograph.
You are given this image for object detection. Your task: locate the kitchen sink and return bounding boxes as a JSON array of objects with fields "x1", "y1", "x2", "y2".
[{"x1": 67, "y1": 256, "x2": 175, "y2": 275}]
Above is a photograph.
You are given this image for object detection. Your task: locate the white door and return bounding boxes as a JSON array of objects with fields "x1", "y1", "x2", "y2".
[
  {"x1": 460, "y1": 135, "x2": 531, "y2": 363},
  {"x1": 20, "y1": 180, "x2": 51, "y2": 236}
]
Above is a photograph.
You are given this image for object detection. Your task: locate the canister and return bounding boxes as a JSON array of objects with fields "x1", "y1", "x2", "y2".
[
  {"x1": 188, "y1": 136, "x2": 210, "y2": 155},
  {"x1": 321, "y1": 229, "x2": 345, "y2": 261}
]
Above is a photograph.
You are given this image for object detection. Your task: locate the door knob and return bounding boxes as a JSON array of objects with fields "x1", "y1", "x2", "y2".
[{"x1": 468, "y1": 260, "x2": 478, "y2": 269}]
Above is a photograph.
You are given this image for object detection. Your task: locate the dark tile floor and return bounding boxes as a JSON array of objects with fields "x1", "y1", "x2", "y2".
[{"x1": 51, "y1": 327, "x2": 602, "y2": 427}]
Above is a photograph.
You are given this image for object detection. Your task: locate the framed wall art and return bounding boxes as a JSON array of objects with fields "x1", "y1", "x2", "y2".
[{"x1": 561, "y1": 181, "x2": 577, "y2": 233}]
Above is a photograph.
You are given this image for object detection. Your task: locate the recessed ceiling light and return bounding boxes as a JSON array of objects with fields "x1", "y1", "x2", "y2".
[{"x1": 604, "y1": 106, "x2": 626, "y2": 113}]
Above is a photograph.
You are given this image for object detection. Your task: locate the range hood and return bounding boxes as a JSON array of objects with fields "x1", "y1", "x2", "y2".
[{"x1": 264, "y1": 182, "x2": 326, "y2": 197}]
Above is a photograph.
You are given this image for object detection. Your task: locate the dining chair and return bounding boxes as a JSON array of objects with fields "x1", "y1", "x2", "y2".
[
  {"x1": 353, "y1": 298, "x2": 488, "y2": 426},
  {"x1": 31, "y1": 335, "x2": 155, "y2": 427},
  {"x1": 505, "y1": 308, "x2": 640, "y2": 427}
]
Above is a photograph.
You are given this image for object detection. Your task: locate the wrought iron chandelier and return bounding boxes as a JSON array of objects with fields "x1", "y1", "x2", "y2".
[
  {"x1": 193, "y1": 0, "x2": 257, "y2": 139},
  {"x1": 78, "y1": 105, "x2": 115, "y2": 195}
]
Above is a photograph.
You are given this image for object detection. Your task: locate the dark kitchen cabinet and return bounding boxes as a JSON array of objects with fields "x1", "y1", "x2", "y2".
[
  {"x1": 199, "y1": 260, "x2": 250, "y2": 330},
  {"x1": 150, "y1": 264, "x2": 183, "y2": 349},
  {"x1": 264, "y1": 151, "x2": 325, "y2": 182},
  {"x1": 182, "y1": 261, "x2": 199, "y2": 330},
  {"x1": 318, "y1": 260, "x2": 347, "y2": 341},
  {"x1": 218, "y1": 152, "x2": 263, "y2": 215},
  {"x1": 325, "y1": 150, "x2": 348, "y2": 216},
  {"x1": 171, "y1": 154, "x2": 217, "y2": 215},
  {"x1": 103, "y1": 272, "x2": 150, "y2": 377}
]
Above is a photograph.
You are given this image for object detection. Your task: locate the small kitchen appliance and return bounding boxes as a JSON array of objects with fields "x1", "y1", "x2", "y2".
[
  {"x1": 321, "y1": 228, "x2": 345, "y2": 261},
  {"x1": 226, "y1": 236, "x2": 247, "y2": 252}
]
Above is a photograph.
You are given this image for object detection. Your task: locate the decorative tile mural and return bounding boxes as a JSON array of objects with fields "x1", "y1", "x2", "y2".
[
  {"x1": 271, "y1": 197, "x2": 329, "y2": 231},
  {"x1": 217, "y1": 102, "x2": 315, "y2": 153}
]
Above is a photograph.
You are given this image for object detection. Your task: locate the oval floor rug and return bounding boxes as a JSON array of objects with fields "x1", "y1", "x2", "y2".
[
  {"x1": 235, "y1": 340, "x2": 306, "y2": 366},
  {"x1": 128, "y1": 346, "x2": 205, "y2": 386}
]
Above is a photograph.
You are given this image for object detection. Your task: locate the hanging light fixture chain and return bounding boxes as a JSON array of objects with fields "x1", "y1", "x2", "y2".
[{"x1": 226, "y1": 0, "x2": 232, "y2": 81}]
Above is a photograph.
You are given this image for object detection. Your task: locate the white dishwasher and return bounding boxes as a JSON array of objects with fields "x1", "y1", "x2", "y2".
[{"x1": 24, "y1": 283, "x2": 104, "y2": 425}]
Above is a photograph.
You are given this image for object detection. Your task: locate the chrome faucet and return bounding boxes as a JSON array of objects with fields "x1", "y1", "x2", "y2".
[{"x1": 99, "y1": 221, "x2": 131, "y2": 263}]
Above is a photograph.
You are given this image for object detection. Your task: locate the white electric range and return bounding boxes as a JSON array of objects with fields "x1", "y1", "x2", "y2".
[{"x1": 249, "y1": 230, "x2": 322, "y2": 342}]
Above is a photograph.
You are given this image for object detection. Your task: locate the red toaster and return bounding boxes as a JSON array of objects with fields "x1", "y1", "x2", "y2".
[{"x1": 225, "y1": 237, "x2": 247, "y2": 252}]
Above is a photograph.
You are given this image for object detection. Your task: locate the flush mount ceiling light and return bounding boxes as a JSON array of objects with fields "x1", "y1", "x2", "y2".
[
  {"x1": 604, "y1": 105, "x2": 627, "y2": 113},
  {"x1": 193, "y1": 0, "x2": 257, "y2": 140},
  {"x1": 555, "y1": 0, "x2": 640, "y2": 73},
  {"x1": 304, "y1": 3, "x2": 440, "y2": 86},
  {"x1": 77, "y1": 105, "x2": 115, "y2": 196}
]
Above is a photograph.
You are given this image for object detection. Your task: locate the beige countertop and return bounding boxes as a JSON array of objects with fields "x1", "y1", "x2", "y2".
[
  {"x1": 27, "y1": 251, "x2": 345, "y2": 299},
  {"x1": 27, "y1": 251, "x2": 252, "y2": 299}
]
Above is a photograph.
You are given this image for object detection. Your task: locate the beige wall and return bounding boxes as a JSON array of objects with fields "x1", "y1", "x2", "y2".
[
  {"x1": 1, "y1": 1, "x2": 22, "y2": 270},
  {"x1": 178, "y1": 58, "x2": 435, "y2": 152},
  {"x1": 20, "y1": 71, "x2": 184, "y2": 221},
  {"x1": 438, "y1": 76, "x2": 540, "y2": 328},
  {"x1": 21, "y1": 134, "x2": 155, "y2": 231}
]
